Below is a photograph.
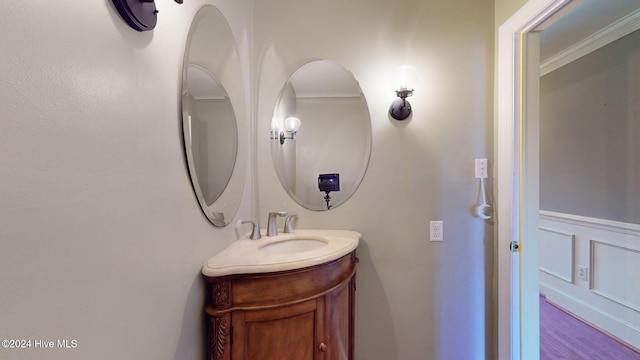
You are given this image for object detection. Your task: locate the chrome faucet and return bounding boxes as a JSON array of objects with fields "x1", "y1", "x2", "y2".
[
  {"x1": 240, "y1": 220, "x2": 261, "y2": 240},
  {"x1": 284, "y1": 214, "x2": 297, "y2": 233},
  {"x1": 267, "y1": 212, "x2": 288, "y2": 236}
]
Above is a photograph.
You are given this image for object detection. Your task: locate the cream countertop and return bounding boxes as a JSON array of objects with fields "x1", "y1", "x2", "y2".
[{"x1": 201, "y1": 229, "x2": 361, "y2": 277}]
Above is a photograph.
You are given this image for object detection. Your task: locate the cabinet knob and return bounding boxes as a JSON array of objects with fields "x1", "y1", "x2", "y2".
[{"x1": 319, "y1": 343, "x2": 327, "y2": 352}]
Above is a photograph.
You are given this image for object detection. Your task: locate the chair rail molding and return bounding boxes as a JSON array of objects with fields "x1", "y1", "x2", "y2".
[{"x1": 540, "y1": 210, "x2": 640, "y2": 237}]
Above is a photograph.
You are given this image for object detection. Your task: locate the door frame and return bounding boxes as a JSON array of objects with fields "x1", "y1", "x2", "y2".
[{"x1": 496, "y1": 0, "x2": 580, "y2": 359}]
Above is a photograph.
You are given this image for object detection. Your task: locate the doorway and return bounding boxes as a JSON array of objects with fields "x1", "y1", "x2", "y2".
[
  {"x1": 538, "y1": 2, "x2": 640, "y2": 358},
  {"x1": 497, "y1": 0, "x2": 640, "y2": 359}
]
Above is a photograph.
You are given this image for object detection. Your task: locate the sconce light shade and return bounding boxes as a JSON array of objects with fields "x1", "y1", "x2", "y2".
[
  {"x1": 389, "y1": 66, "x2": 418, "y2": 121},
  {"x1": 392, "y1": 66, "x2": 418, "y2": 92},
  {"x1": 285, "y1": 117, "x2": 301, "y2": 133},
  {"x1": 279, "y1": 117, "x2": 302, "y2": 144}
]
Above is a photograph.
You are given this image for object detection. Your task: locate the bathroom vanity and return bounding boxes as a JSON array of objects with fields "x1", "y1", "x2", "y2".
[
  {"x1": 201, "y1": 230, "x2": 360, "y2": 360},
  {"x1": 203, "y1": 252, "x2": 357, "y2": 360},
  {"x1": 182, "y1": 5, "x2": 366, "y2": 358}
]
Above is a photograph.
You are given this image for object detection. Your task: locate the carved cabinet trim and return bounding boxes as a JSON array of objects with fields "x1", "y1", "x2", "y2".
[
  {"x1": 210, "y1": 281, "x2": 230, "y2": 308},
  {"x1": 208, "y1": 315, "x2": 229, "y2": 360}
]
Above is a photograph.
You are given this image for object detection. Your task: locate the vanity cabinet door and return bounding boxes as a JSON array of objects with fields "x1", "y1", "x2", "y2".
[
  {"x1": 324, "y1": 278, "x2": 354, "y2": 360},
  {"x1": 231, "y1": 298, "x2": 326, "y2": 360},
  {"x1": 204, "y1": 252, "x2": 357, "y2": 360}
]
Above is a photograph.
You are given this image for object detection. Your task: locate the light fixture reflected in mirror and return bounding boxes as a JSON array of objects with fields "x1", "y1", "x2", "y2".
[
  {"x1": 279, "y1": 116, "x2": 301, "y2": 144},
  {"x1": 270, "y1": 60, "x2": 372, "y2": 211},
  {"x1": 389, "y1": 66, "x2": 418, "y2": 121}
]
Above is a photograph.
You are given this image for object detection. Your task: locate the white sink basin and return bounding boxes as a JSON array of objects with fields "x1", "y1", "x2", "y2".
[
  {"x1": 202, "y1": 229, "x2": 361, "y2": 277},
  {"x1": 259, "y1": 237, "x2": 328, "y2": 254}
]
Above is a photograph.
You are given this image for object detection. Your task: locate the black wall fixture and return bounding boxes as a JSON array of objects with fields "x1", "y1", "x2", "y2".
[{"x1": 112, "y1": 0, "x2": 183, "y2": 32}]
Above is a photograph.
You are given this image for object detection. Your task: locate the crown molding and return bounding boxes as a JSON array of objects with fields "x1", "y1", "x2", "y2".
[{"x1": 540, "y1": 8, "x2": 640, "y2": 76}]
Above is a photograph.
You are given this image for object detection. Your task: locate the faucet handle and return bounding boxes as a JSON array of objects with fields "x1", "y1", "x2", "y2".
[
  {"x1": 240, "y1": 220, "x2": 261, "y2": 240},
  {"x1": 284, "y1": 214, "x2": 297, "y2": 233}
]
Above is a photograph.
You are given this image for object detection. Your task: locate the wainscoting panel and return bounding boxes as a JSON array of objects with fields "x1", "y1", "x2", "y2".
[
  {"x1": 539, "y1": 211, "x2": 640, "y2": 350},
  {"x1": 539, "y1": 227, "x2": 574, "y2": 283},
  {"x1": 591, "y1": 239, "x2": 640, "y2": 312}
]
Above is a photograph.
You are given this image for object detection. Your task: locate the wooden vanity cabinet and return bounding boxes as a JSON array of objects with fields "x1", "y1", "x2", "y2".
[{"x1": 203, "y1": 251, "x2": 357, "y2": 360}]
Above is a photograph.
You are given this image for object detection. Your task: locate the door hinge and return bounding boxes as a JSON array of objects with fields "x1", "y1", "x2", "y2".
[{"x1": 510, "y1": 241, "x2": 520, "y2": 252}]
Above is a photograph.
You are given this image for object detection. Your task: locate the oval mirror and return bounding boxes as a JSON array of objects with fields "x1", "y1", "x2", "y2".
[
  {"x1": 271, "y1": 60, "x2": 371, "y2": 211},
  {"x1": 182, "y1": 5, "x2": 246, "y2": 226}
]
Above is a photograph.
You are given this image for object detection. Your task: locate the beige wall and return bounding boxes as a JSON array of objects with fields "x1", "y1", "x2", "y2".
[
  {"x1": 495, "y1": 0, "x2": 528, "y2": 29},
  {"x1": 255, "y1": 0, "x2": 494, "y2": 359},
  {"x1": 293, "y1": 97, "x2": 370, "y2": 210},
  {"x1": 0, "y1": 0, "x2": 507, "y2": 359},
  {"x1": 0, "y1": 1, "x2": 253, "y2": 359},
  {"x1": 540, "y1": 30, "x2": 640, "y2": 224}
]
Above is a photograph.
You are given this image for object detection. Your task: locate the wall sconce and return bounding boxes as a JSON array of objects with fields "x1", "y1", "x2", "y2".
[
  {"x1": 112, "y1": 0, "x2": 183, "y2": 32},
  {"x1": 279, "y1": 117, "x2": 301, "y2": 144},
  {"x1": 389, "y1": 66, "x2": 418, "y2": 121}
]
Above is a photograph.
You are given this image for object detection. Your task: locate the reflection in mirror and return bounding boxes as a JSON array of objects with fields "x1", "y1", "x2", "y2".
[
  {"x1": 184, "y1": 64, "x2": 236, "y2": 207},
  {"x1": 182, "y1": 5, "x2": 246, "y2": 227},
  {"x1": 271, "y1": 60, "x2": 371, "y2": 211}
]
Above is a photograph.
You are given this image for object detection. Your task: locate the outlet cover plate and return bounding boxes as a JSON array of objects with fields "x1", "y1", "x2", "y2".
[
  {"x1": 475, "y1": 158, "x2": 488, "y2": 179},
  {"x1": 430, "y1": 221, "x2": 443, "y2": 241},
  {"x1": 578, "y1": 266, "x2": 588, "y2": 281}
]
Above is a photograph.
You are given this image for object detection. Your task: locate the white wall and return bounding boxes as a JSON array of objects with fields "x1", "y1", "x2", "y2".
[
  {"x1": 0, "y1": 1, "x2": 253, "y2": 359},
  {"x1": 254, "y1": 0, "x2": 495, "y2": 359}
]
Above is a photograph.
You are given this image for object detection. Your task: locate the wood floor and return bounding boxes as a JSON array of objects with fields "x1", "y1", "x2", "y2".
[{"x1": 540, "y1": 295, "x2": 640, "y2": 359}]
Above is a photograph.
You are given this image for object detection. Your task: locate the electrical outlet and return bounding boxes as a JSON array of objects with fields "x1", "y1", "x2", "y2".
[
  {"x1": 475, "y1": 158, "x2": 488, "y2": 179},
  {"x1": 577, "y1": 265, "x2": 588, "y2": 281},
  {"x1": 430, "y1": 221, "x2": 443, "y2": 241}
]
